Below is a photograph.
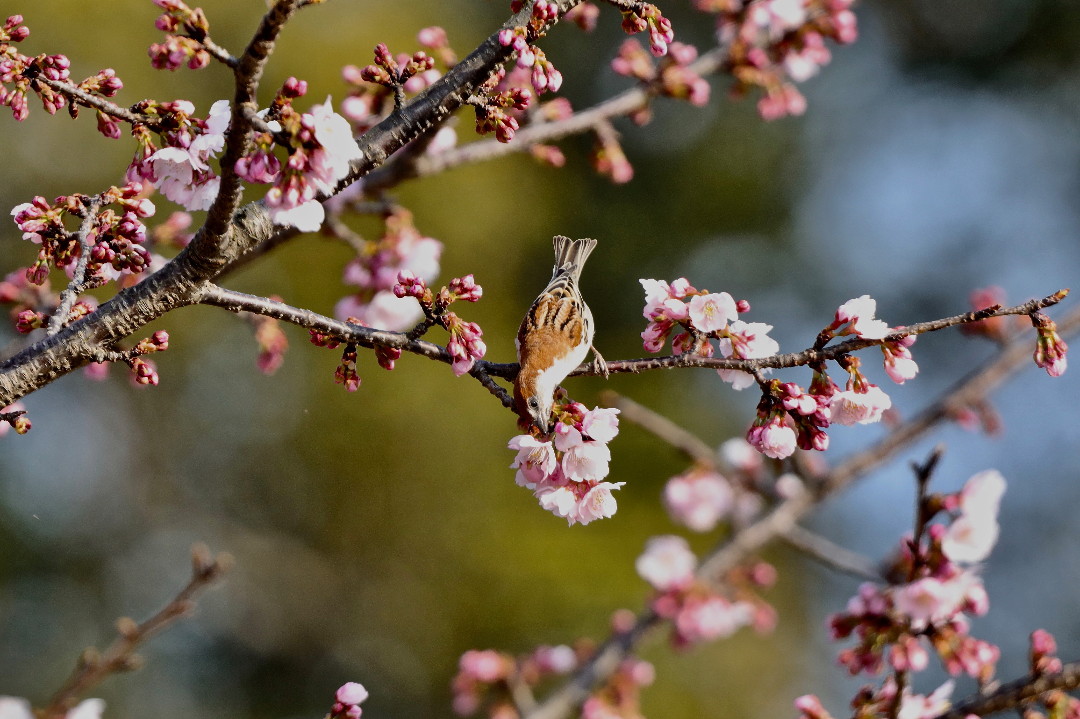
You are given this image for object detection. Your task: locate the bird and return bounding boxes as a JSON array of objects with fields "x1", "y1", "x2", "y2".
[{"x1": 514, "y1": 235, "x2": 606, "y2": 434}]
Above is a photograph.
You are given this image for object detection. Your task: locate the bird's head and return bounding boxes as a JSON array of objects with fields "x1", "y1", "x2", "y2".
[{"x1": 513, "y1": 375, "x2": 553, "y2": 435}]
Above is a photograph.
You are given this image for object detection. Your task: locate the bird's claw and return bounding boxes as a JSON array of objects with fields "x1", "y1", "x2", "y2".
[{"x1": 591, "y1": 347, "x2": 609, "y2": 379}]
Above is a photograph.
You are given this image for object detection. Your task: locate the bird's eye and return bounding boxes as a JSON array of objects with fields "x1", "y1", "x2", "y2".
[{"x1": 528, "y1": 397, "x2": 539, "y2": 410}]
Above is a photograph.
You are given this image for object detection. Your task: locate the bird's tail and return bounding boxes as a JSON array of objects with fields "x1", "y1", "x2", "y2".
[{"x1": 551, "y1": 235, "x2": 597, "y2": 285}]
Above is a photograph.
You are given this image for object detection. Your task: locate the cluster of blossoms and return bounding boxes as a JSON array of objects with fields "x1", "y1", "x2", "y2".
[
  {"x1": 691, "y1": 0, "x2": 858, "y2": 120},
  {"x1": 636, "y1": 535, "x2": 776, "y2": 647},
  {"x1": 356, "y1": 43, "x2": 436, "y2": 96},
  {"x1": 612, "y1": 39, "x2": 710, "y2": 112},
  {"x1": 334, "y1": 209, "x2": 443, "y2": 332},
  {"x1": 662, "y1": 438, "x2": 766, "y2": 532},
  {"x1": 471, "y1": 66, "x2": 534, "y2": 144},
  {"x1": 1, "y1": 15, "x2": 122, "y2": 125},
  {"x1": 11, "y1": 183, "x2": 156, "y2": 287},
  {"x1": 619, "y1": 3, "x2": 676, "y2": 57},
  {"x1": 640, "y1": 281, "x2": 914, "y2": 458},
  {"x1": 328, "y1": 682, "x2": 369, "y2": 719},
  {"x1": 126, "y1": 98, "x2": 229, "y2": 212},
  {"x1": 394, "y1": 271, "x2": 486, "y2": 376},
  {"x1": 639, "y1": 277, "x2": 770, "y2": 389},
  {"x1": 508, "y1": 402, "x2": 622, "y2": 525},
  {"x1": 242, "y1": 79, "x2": 363, "y2": 232},
  {"x1": 451, "y1": 644, "x2": 580, "y2": 717},
  {"x1": 122, "y1": 73, "x2": 362, "y2": 232},
  {"x1": 798, "y1": 470, "x2": 1008, "y2": 719},
  {"x1": 149, "y1": 0, "x2": 211, "y2": 71},
  {"x1": 340, "y1": 29, "x2": 452, "y2": 135},
  {"x1": 313, "y1": 269, "x2": 484, "y2": 391}
]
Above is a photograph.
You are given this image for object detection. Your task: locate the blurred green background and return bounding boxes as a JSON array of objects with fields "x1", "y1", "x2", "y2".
[{"x1": 1, "y1": 1, "x2": 1079, "y2": 718}]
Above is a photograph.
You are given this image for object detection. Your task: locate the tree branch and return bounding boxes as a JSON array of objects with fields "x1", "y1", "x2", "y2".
[
  {"x1": 937, "y1": 661, "x2": 1080, "y2": 719},
  {"x1": 41, "y1": 544, "x2": 231, "y2": 719},
  {"x1": 523, "y1": 302, "x2": 1080, "y2": 719}
]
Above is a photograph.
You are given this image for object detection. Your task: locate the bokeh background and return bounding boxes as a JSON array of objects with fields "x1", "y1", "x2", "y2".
[{"x1": 1, "y1": 1, "x2": 1079, "y2": 717}]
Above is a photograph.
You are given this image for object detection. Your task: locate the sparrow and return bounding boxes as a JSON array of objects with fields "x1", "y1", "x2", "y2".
[{"x1": 514, "y1": 235, "x2": 607, "y2": 433}]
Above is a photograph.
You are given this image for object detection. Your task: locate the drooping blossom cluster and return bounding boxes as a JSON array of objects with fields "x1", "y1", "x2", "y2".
[
  {"x1": 618, "y1": 2, "x2": 676, "y2": 57},
  {"x1": 1032, "y1": 312, "x2": 1068, "y2": 377},
  {"x1": 471, "y1": 66, "x2": 534, "y2": 144},
  {"x1": 451, "y1": 645, "x2": 580, "y2": 717},
  {"x1": 691, "y1": 0, "x2": 858, "y2": 120},
  {"x1": 329, "y1": 682, "x2": 369, "y2": 719},
  {"x1": 127, "y1": 330, "x2": 171, "y2": 386},
  {"x1": 11, "y1": 183, "x2": 156, "y2": 287},
  {"x1": 798, "y1": 470, "x2": 1009, "y2": 719},
  {"x1": 508, "y1": 402, "x2": 623, "y2": 525},
  {"x1": 636, "y1": 535, "x2": 776, "y2": 648},
  {"x1": 334, "y1": 209, "x2": 443, "y2": 332},
  {"x1": 960, "y1": 287, "x2": 1069, "y2": 377},
  {"x1": 313, "y1": 269, "x2": 483, "y2": 390},
  {"x1": 149, "y1": 0, "x2": 212, "y2": 71},
  {"x1": 1, "y1": 15, "x2": 122, "y2": 126}
]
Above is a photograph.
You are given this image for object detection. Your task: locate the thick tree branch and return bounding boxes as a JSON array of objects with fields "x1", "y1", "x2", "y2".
[{"x1": 0, "y1": 1, "x2": 581, "y2": 407}]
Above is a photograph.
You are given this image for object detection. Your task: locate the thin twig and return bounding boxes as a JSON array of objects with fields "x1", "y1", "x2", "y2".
[
  {"x1": 42, "y1": 544, "x2": 231, "y2": 719},
  {"x1": 780, "y1": 524, "x2": 883, "y2": 582},
  {"x1": 599, "y1": 390, "x2": 722, "y2": 469},
  {"x1": 46, "y1": 198, "x2": 102, "y2": 336},
  {"x1": 29, "y1": 75, "x2": 165, "y2": 130}
]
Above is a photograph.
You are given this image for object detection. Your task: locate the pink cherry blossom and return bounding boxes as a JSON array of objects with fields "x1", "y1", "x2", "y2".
[
  {"x1": 956, "y1": 469, "x2": 1006, "y2": 518},
  {"x1": 896, "y1": 681, "x2": 954, "y2": 719},
  {"x1": 830, "y1": 385, "x2": 892, "y2": 425},
  {"x1": 688, "y1": 292, "x2": 737, "y2": 333},
  {"x1": 536, "y1": 484, "x2": 578, "y2": 519},
  {"x1": 675, "y1": 596, "x2": 754, "y2": 643},
  {"x1": 941, "y1": 515, "x2": 999, "y2": 563},
  {"x1": 575, "y1": 481, "x2": 624, "y2": 524},
  {"x1": 508, "y1": 435, "x2": 557, "y2": 489},
  {"x1": 834, "y1": 295, "x2": 891, "y2": 340},
  {"x1": 717, "y1": 320, "x2": 779, "y2": 390},
  {"x1": 561, "y1": 439, "x2": 612, "y2": 482},
  {"x1": 663, "y1": 469, "x2": 734, "y2": 532},
  {"x1": 635, "y1": 535, "x2": 696, "y2": 591},
  {"x1": 747, "y1": 417, "x2": 797, "y2": 459},
  {"x1": 580, "y1": 406, "x2": 620, "y2": 443}
]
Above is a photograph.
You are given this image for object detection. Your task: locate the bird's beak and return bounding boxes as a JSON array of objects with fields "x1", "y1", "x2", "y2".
[{"x1": 533, "y1": 416, "x2": 549, "y2": 435}]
